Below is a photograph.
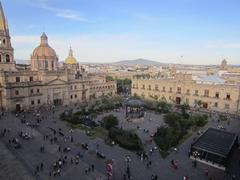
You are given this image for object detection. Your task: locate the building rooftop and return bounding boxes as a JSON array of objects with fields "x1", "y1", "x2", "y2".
[
  {"x1": 192, "y1": 128, "x2": 237, "y2": 157},
  {"x1": 194, "y1": 75, "x2": 225, "y2": 84}
]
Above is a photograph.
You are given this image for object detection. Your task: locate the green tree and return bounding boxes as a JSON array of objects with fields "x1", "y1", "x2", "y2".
[
  {"x1": 103, "y1": 114, "x2": 119, "y2": 130},
  {"x1": 106, "y1": 76, "x2": 114, "y2": 81}
]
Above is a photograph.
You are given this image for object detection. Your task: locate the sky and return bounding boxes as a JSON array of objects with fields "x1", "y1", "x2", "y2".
[{"x1": 2, "y1": 0, "x2": 240, "y2": 65}]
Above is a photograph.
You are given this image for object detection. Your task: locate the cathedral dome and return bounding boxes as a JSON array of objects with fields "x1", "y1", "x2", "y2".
[
  {"x1": 32, "y1": 32, "x2": 57, "y2": 58},
  {"x1": 65, "y1": 47, "x2": 77, "y2": 64}
]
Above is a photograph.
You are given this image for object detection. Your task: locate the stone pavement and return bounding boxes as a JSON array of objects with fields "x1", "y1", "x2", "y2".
[{"x1": 0, "y1": 106, "x2": 239, "y2": 180}]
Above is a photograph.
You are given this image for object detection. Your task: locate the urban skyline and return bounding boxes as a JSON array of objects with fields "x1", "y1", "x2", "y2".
[{"x1": 3, "y1": 0, "x2": 240, "y2": 65}]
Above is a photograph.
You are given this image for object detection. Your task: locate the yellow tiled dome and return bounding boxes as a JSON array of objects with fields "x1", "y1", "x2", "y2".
[{"x1": 65, "y1": 47, "x2": 77, "y2": 64}]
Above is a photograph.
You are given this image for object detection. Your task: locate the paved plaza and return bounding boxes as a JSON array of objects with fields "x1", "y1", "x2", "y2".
[{"x1": 0, "y1": 105, "x2": 239, "y2": 180}]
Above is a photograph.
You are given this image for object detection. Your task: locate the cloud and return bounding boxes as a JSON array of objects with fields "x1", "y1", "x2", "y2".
[
  {"x1": 207, "y1": 41, "x2": 240, "y2": 49},
  {"x1": 27, "y1": 0, "x2": 92, "y2": 22},
  {"x1": 132, "y1": 13, "x2": 159, "y2": 23}
]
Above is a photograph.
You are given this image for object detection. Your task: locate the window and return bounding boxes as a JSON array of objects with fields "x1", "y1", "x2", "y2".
[
  {"x1": 148, "y1": 85, "x2": 151, "y2": 90},
  {"x1": 162, "y1": 86, "x2": 166, "y2": 92},
  {"x1": 45, "y1": 60, "x2": 48, "y2": 68},
  {"x1": 155, "y1": 85, "x2": 158, "y2": 91},
  {"x1": 16, "y1": 77, "x2": 20, "y2": 82},
  {"x1": 186, "y1": 89, "x2": 190, "y2": 94},
  {"x1": 226, "y1": 93, "x2": 231, "y2": 100},
  {"x1": 142, "y1": 85, "x2": 145, "y2": 89},
  {"x1": 75, "y1": 94, "x2": 77, "y2": 98},
  {"x1": 30, "y1": 89, "x2": 34, "y2": 94},
  {"x1": 177, "y1": 87, "x2": 181, "y2": 94},
  {"x1": 70, "y1": 95, "x2": 73, "y2": 99},
  {"x1": 204, "y1": 90, "x2": 209, "y2": 97},
  {"x1": 6, "y1": 54, "x2": 10, "y2": 62},
  {"x1": 0, "y1": 54, "x2": 1, "y2": 62},
  {"x1": 15, "y1": 90, "x2": 19, "y2": 95},
  {"x1": 75, "y1": 85, "x2": 77, "y2": 89},
  {"x1": 31, "y1": 100, "x2": 34, "y2": 105},
  {"x1": 70, "y1": 86, "x2": 73, "y2": 90},
  {"x1": 225, "y1": 104, "x2": 230, "y2": 109},
  {"x1": 37, "y1": 89, "x2": 40, "y2": 93},
  {"x1": 29, "y1": 76, "x2": 33, "y2": 82},
  {"x1": 194, "y1": 90, "x2": 198, "y2": 96},
  {"x1": 215, "y1": 92, "x2": 219, "y2": 98},
  {"x1": 169, "y1": 87, "x2": 172, "y2": 93},
  {"x1": 214, "y1": 102, "x2": 218, "y2": 107},
  {"x1": 37, "y1": 99, "x2": 41, "y2": 104}
]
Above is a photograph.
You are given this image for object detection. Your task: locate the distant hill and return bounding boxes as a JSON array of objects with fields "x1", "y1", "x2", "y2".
[{"x1": 113, "y1": 59, "x2": 166, "y2": 66}]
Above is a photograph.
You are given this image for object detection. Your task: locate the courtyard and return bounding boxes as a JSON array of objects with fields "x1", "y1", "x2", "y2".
[{"x1": 0, "y1": 102, "x2": 239, "y2": 180}]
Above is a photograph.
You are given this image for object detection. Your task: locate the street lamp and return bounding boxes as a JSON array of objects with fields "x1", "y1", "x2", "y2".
[{"x1": 125, "y1": 155, "x2": 131, "y2": 178}]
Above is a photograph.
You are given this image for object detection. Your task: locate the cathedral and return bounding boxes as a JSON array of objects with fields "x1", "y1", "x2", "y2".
[{"x1": 0, "y1": 2, "x2": 116, "y2": 111}]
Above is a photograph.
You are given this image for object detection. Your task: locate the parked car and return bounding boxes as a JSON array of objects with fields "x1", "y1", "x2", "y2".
[
  {"x1": 96, "y1": 152, "x2": 106, "y2": 159},
  {"x1": 63, "y1": 147, "x2": 71, "y2": 153},
  {"x1": 81, "y1": 143, "x2": 88, "y2": 150}
]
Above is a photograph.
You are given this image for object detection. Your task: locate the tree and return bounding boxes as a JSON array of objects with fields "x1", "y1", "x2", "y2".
[
  {"x1": 103, "y1": 114, "x2": 119, "y2": 130},
  {"x1": 106, "y1": 76, "x2": 114, "y2": 82},
  {"x1": 181, "y1": 103, "x2": 190, "y2": 119}
]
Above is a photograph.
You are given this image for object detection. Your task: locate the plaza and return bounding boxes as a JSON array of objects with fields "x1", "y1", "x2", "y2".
[{"x1": 0, "y1": 102, "x2": 239, "y2": 180}]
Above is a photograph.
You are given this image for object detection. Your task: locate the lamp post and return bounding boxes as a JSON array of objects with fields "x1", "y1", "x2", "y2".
[{"x1": 125, "y1": 155, "x2": 131, "y2": 178}]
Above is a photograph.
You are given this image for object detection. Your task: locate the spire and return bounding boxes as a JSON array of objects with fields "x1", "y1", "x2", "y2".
[
  {"x1": 0, "y1": 0, "x2": 7, "y2": 33},
  {"x1": 40, "y1": 32, "x2": 48, "y2": 45},
  {"x1": 69, "y1": 46, "x2": 73, "y2": 57}
]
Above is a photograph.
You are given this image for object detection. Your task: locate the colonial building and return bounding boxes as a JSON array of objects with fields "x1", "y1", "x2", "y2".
[
  {"x1": 132, "y1": 73, "x2": 240, "y2": 114},
  {"x1": 0, "y1": 2, "x2": 116, "y2": 111}
]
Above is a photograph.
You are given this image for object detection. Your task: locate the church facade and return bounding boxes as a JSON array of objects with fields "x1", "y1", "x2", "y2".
[{"x1": 0, "y1": 2, "x2": 116, "y2": 111}]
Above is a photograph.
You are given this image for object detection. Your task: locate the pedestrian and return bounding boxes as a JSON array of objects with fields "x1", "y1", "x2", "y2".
[
  {"x1": 91, "y1": 164, "x2": 95, "y2": 172},
  {"x1": 151, "y1": 174, "x2": 154, "y2": 180},
  {"x1": 36, "y1": 165, "x2": 39, "y2": 172},
  {"x1": 40, "y1": 163, "x2": 43, "y2": 170},
  {"x1": 205, "y1": 169, "x2": 208, "y2": 176}
]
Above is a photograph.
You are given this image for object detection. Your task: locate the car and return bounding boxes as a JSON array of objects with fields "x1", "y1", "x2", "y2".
[
  {"x1": 217, "y1": 125, "x2": 226, "y2": 130},
  {"x1": 63, "y1": 147, "x2": 71, "y2": 152},
  {"x1": 96, "y1": 152, "x2": 106, "y2": 159},
  {"x1": 59, "y1": 131, "x2": 64, "y2": 136},
  {"x1": 14, "y1": 143, "x2": 21, "y2": 149},
  {"x1": 81, "y1": 143, "x2": 88, "y2": 150}
]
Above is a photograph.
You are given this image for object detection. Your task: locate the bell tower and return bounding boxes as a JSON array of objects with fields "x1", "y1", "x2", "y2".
[{"x1": 0, "y1": 1, "x2": 15, "y2": 71}]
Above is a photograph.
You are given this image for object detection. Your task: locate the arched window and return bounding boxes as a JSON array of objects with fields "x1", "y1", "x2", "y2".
[
  {"x1": 6, "y1": 54, "x2": 10, "y2": 62},
  {"x1": 0, "y1": 54, "x2": 2, "y2": 62},
  {"x1": 45, "y1": 60, "x2": 48, "y2": 68}
]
